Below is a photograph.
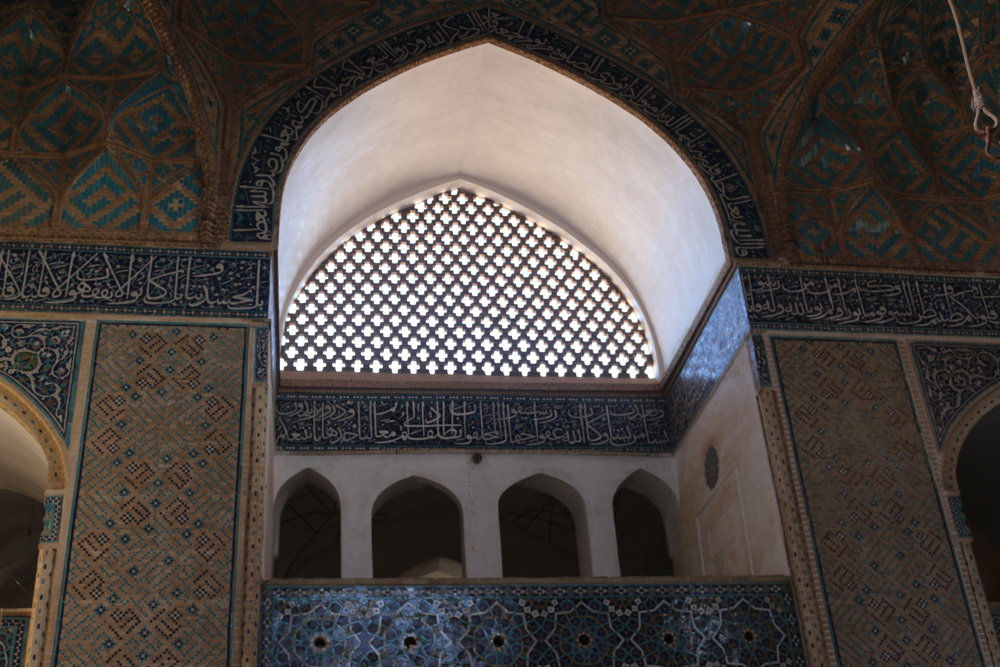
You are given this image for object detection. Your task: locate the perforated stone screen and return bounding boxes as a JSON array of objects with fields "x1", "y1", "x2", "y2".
[{"x1": 282, "y1": 189, "x2": 654, "y2": 379}]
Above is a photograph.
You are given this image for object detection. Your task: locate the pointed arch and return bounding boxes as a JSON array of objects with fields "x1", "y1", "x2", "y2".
[{"x1": 0, "y1": 376, "x2": 66, "y2": 492}]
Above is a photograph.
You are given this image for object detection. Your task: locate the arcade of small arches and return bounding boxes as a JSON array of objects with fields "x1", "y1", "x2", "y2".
[{"x1": 271, "y1": 462, "x2": 676, "y2": 581}]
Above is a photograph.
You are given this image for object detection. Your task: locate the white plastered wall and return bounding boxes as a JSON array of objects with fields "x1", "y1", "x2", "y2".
[
  {"x1": 672, "y1": 341, "x2": 790, "y2": 578},
  {"x1": 277, "y1": 43, "x2": 727, "y2": 377},
  {"x1": 272, "y1": 452, "x2": 678, "y2": 579}
]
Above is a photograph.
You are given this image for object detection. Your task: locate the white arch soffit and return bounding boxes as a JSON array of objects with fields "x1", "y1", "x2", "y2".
[
  {"x1": 0, "y1": 407, "x2": 48, "y2": 501},
  {"x1": 278, "y1": 43, "x2": 727, "y2": 378}
]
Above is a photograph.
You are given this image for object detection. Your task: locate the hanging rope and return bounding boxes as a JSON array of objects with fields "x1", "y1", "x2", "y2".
[{"x1": 946, "y1": 0, "x2": 1000, "y2": 157}]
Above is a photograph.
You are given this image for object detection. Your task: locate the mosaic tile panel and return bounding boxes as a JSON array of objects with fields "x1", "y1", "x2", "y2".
[
  {"x1": 663, "y1": 271, "x2": 750, "y2": 444},
  {"x1": 911, "y1": 343, "x2": 1000, "y2": 446},
  {"x1": 994, "y1": 611, "x2": 1000, "y2": 645},
  {"x1": 773, "y1": 338, "x2": 983, "y2": 665},
  {"x1": 0, "y1": 616, "x2": 27, "y2": 667},
  {"x1": 750, "y1": 334, "x2": 772, "y2": 387},
  {"x1": 743, "y1": 267, "x2": 1000, "y2": 335},
  {"x1": 232, "y1": 7, "x2": 768, "y2": 260},
  {"x1": 947, "y1": 495, "x2": 972, "y2": 539},
  {"x1": 53, "y1": 324, "x2": 248, "y2": 666},
  {"x1": 261, "y1": 581, "x2": 806, "y2": 666},
  {"x1": 0, "y1": 319, "x2": 81, "y2": 437},
  {"x1": 40, "y1": 494, "x2": 63, "y2": 543},
  {"x1": 254, "y1": 326, "x2": 269, "y2": 383},
  {"x1": 0, "y1": 243, "x2": 269, "y2": 317},
  {"x1": 276, "y1": 393, "x2": 669, "y2": 453}
]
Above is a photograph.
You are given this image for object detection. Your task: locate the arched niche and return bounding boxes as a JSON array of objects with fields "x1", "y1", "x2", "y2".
[
  {"x1": 273, "y1": 469, "x2": 341, "y2": 579},
  {"x1": 614, "y1": 470, "x2": 677, "y2": 577},
  {"x1": 498, "y1": 473, "x2": 589, "y2": 578},
  {"x1": 277, "y1": 42, "x2": 729, "y2": 380},
  {"x1": 371, "y1": 477, "x2": 464, "y2": 578},
  {"x1": 0, "y1": 378, "x2": 67, "y2": 492},
  {"x1": 0, "y1": 391, "x2": 57, "y2": 608}
]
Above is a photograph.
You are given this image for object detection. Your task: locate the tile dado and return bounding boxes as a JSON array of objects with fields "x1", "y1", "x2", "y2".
[
  {"x1": 0, "y1": 243, "x2": 269, "y2": 318},
  {"x1": 0, "y1": 616, "x2": 27, "y2": 667},
  {"x1": 232, "y1": 7, "x2": 767, "y2": 259},
  {"x1": 260, "y1": 581, "x2": 805, "y2": 666}
]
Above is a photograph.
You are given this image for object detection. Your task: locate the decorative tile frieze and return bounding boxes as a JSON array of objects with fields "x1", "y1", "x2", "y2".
[
  {"x1": 0, "y1": 319, "x2": 81, "y2": 437},
  {"x1": 0, "y1": 243, "x2": 269, "y2": 318},
  {"x1": 0, "y1": 616, "x2": 27, "y2": 667},
  {"x1": 742, "y1": 267, "x2": 1000, "y2": 335},
  {"x1": 911, "y1": 343, "x2": 1000, "y2": 446},
  {"x1": 232, "y1": 7, "x2": 768, "y2": 259},
  {"x1": 750, "y1": 334, "x2": 771, "y2": 387},
  {"x1": 276, "y1": 393, "x2": 669, "y2": 453},
  {"x1": 39, "y1": 494, "x2": 62, "y2": 543},
  {"x1": 254, "y1": 326, "x2": 269, "y2": 383},
  {"x1": 663, "y1": 271, "x2": 750, "y2": 444},
  {"x1": 260, "y1": 581, "x2": 805, "y2": 666}
]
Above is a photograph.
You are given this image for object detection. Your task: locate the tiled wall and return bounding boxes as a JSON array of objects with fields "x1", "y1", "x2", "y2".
[
  {"x1": 52, "y1": 324, "x2": 249, "y2": 665},
  {"x1": 261, "y1": 581, "x2": 805, "y2": 666}
]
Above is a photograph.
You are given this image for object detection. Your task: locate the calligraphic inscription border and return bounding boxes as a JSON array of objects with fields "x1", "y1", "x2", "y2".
[
  {"x1": 254, "y1": 326, "x2": 269, "y2": 383},
  {"x1": 0, "y1": 318, "x2": 83, "y2": 438},
  {"x1": 260, "y1": 581, "x2": 805, "y2": 666},
  {"x1": 911, "y1": 342, "x2": 1000, "y2": 447},
  {"x1": 742, "y1": 267, "x2": 1000, "y2": 336},
  {"x1": 0, "y1": 243, "x2": 270, "y2": 318},
  {"x1": 275, "y1": 392, "x2": 671, "y2": 453},
  {"x1": 231, "y1": 7, "x2": 768, "y2": 259}
]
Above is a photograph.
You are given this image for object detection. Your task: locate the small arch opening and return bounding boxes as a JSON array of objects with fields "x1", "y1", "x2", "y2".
[
  {"x1": 957, "y1": 404, "x2": 1000, "y2": 604},
  {"x1": 499, "y1": 475, "x2": 583, "y2": 577},
  {"x1": 372, "y1": 478, "x2": 463, "y2": 578},
  {"x1": 275, "y1": 481, "x2": 341, "y2": 579},
  {"x1": 614, "y1": 470, "x2": 675, "y2": 577}
]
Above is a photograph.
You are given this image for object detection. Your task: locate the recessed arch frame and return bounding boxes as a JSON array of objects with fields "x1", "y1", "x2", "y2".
[
  {"x1": 230, "y1": 7, "x2": 768, "y2": 261},
  {"x1": 0, "y1": 376, "x2": 67, "y2": 492}
]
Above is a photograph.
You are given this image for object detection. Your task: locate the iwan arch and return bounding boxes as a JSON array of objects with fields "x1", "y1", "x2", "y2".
[{"x1": 0, "y1": 2, "x2": 998, "y2": 666}]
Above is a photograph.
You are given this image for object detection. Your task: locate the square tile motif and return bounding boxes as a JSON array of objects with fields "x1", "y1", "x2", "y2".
[{"x1": 53, "y1": 323, "x2": 247, "y2": 666}]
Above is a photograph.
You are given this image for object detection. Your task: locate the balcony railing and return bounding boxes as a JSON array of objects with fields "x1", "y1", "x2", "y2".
[{"x1": 260, "y1": 578, "x2": 805, "y2": 666}]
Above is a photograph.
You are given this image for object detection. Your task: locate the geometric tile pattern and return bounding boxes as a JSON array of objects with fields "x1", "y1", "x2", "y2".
[
  {"x1": 773, "y1": 338, "x2": 983, "y2": 666},
  {"x1": 231, "y1": 7, "x2": 768, "y2": 260},
  {"x1": 109, "y1": 75, "x2": 196, "y2": 159},
  {"x1": 60, "y1": 152, "x2": 140, "y2": 230},
  {"x1": 947, "y1": 495, "x2": 972, "y2": 539},
  {"x1": 261, "y1": 581, "x2": 806, "y2": 666},
  {"x1": 149, "y1": 170, "x2": 202, "y2": 232},
  {"x1": 20, "y1": 85, "x2": 102, "y2": 153},
  {"x1": 0, "y1": 616, "x2": 27, "y2": 667},
  {"x1": 69, "y1": 0, "x2": 159, "y2": 77},
  {"x1": 0, "y1": 160, "x2": 52, "y2": 227},
  {"x1": 783, "y1": 0, "x2": 1000, "y2": 269},
  {"x1": 911, "y1": 343, "x2": 1000, "y2": 446},
  {"x1": 254, "y1": 327, "x2": 268, "y2": 383},
  {"x1": 275, "y1": 392, "x2": 670, "y2": 453},
  {"x1": 663, "y1": 271, "x2": 750, "y2": 443},
  {"x1": 53, "y1": 324, "x2": 248, "y2": 666},
  {"x1": 0, "y1": 9, "x2": 63, "y2": 117},
  {"x1": 0, "y1": 319, "x2": 82, "y2": 437},
  {"x1": 742, "y1": 267, "x2": 1000, "y2": 336},
  {"x1": 0, "y1": 243, "x2": 270, "y2": 318},
  {"x1": 40, "y1": 494, "x2": 63, "y2": 543}
]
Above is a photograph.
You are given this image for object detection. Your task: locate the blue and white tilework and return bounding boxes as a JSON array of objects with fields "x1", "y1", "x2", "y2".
[
  {"x1": 232, "y1": 7, "x2": 767, "y2": 259},
  {"x1": 742, "y1": 267, "x2": 1000, "y2": 336},
  {"x1": 254, "y1": 326, "x2": 269, "y2": 383},
  {"x1": 663, "y1": 271, "x2": 750, "y2": 444},
  {"x1": 0, "y1": 319, "x2": 81, "y2": 437},
  {"x1": 0, "y1": 243, "x2": 269, "y2": 318},
  {"x1": 947, "y1": 495, "x2": 972, "y2": 539},
  {"x1": 260, "y1": 581, "x2": 805, "y2": 666},
  {"x1": 0, "y1": 616, "x2": 27, "y2": 667},
  {"x1": 911, "y1": 343, "x2": 1000, "y2": 446},
  {"x1": 40, "y1": 494, "x2": 63, "y2": 543},
  {"x1": 276, "y1": 393, "x2": 670, "y2": 453}
]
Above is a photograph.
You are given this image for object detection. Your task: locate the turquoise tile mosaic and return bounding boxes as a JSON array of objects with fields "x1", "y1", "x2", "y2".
[
  {"x1": 0, "y1": 616, "x2": 27, "y2": 667},
  {"x1": 911, "y1": 343, "x2": 1000, "y2": 446},
  {"x1": 260, "y1": 581, "x2": 805, "y2": 666}
]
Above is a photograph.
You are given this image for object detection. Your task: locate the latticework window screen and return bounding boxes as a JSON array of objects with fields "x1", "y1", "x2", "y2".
[{"x1": 282, "y1": 189, "x2": 654, "y2": 379}]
